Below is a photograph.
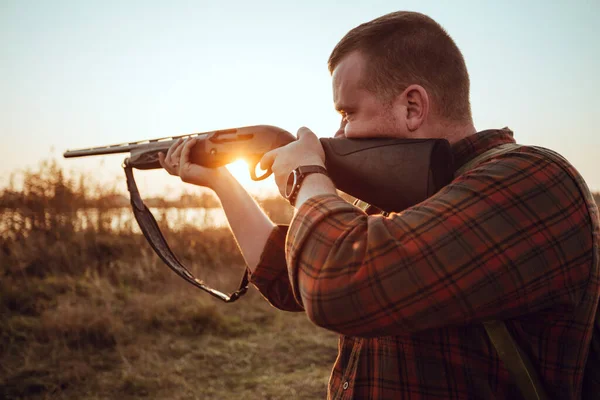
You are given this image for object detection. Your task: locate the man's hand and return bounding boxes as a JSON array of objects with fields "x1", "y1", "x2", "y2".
[
  {"x1": 260, "y1": 127, "x2": 325, "y2": 194},
  {"x1": 158, "y1": 137, "x2": 231, "y2": 191},
  {"x1": 260, "y1": 127, "x2": 335, "y2": 207}
]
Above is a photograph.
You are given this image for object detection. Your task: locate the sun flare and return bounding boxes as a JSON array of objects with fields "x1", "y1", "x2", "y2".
[
  {"x1": 225, "y1": 159, "x2": 275, "y2": 195},
  {"x1": 226, "y1": 159, "x2": 252, "y2": 184}
]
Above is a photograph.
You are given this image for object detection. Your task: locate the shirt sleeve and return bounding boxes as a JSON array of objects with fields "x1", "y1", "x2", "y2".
[
  {"x1": 250, "y1": 224, "x2": 304, "y2": 312},
  {"x1": 286, "y1": 149, "x2": 596, "y2": 337}
]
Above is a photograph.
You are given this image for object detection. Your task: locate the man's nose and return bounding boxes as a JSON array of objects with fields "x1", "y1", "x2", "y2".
[{"x1": 334, "y1": 120, "x2": 347, "y2": 138}]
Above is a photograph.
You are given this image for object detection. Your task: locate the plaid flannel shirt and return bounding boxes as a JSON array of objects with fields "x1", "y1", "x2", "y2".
[{"x1": 250, "y1": 129, "x2": 600, "y2": 399}]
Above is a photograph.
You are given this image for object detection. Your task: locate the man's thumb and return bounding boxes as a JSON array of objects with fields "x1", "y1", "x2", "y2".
[{"x1": 296, "y1": 126, "x2": 316, "y2": 140}]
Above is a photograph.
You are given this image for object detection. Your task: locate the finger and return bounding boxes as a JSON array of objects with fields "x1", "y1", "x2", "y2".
[
  {"x1": 260, "y1": 148, "x2": 278, "y2": 171},
  {"x1": 171, "y1": 137, "x2": 187, "y2": 161},
  {"x1": 180, "y1": 138, "x2": 197, "y2": 165},
  {"x1": 158, "y1": 152, "x2": 167, "y2": 169},
  {"x1": 159, "y1": 152, "x2": 177, "y2": 175},
  {"x1": 166, "y1": 138, "x2": 184, "y2": 162},
  {"x1": 165, "y1": 139, "x2": 178, "y2": 161}
]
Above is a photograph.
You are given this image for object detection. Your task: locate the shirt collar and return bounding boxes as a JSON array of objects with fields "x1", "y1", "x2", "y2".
[{"x1": 451, "y1": 127, "x2": 516, "y2": 171}]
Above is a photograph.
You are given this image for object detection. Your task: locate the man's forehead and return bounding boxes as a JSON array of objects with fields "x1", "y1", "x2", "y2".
[
  {"x1": 332, "y1": 52, "x2": 364, "y2": 86},
  {"x1": 332, "y1": 51, "x2": 365, "y2": 104}
]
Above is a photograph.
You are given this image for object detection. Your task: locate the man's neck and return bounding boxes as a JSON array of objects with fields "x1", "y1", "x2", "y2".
[{"x1": 432, "y1": 120, "x2": 477, "y2": 145}]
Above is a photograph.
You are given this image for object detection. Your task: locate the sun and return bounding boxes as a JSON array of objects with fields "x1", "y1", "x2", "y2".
[
  {"x1": 226, "y1": 159, "x2": 252, "y2": 184},
  {"x1": 225, "y1": 159, "x2": 276, "y2": 195}
]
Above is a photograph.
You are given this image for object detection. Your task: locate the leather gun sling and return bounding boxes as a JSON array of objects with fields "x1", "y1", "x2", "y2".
[{"x1": 124, "y1": 162, "x2": 249, "y2": 302}]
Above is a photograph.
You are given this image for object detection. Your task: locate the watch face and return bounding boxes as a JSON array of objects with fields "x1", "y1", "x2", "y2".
[{"x1": 285, "y1": 170, "x2": 298, "y2": 199}]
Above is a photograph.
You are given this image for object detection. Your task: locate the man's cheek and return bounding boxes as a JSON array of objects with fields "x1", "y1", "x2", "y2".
[
  {"x1": 344, "y1": 124, "x2": 367, "y2": 139},
  {"x1": 343, "y1": 123, "x2": 356, "y2": 138}
]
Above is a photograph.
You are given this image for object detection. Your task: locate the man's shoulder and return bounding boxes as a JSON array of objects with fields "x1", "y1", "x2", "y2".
[
  {"x1": 476, "y1": 142, "x2": 599, "y2": 237},
  {"x1": 454, "y1": 142, "x2": 597, "y2": 220},
  {"x1": 514, "y1": 144, "x2": 595, "y2": 201},
  {"x1": 469, "y1": 142, "x2": 580, "y2": 178}
]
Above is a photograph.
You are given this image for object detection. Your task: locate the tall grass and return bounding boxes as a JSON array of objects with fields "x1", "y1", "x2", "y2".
[{"x1": 0, "y1": 161, "x2": 335, "y2": 399}]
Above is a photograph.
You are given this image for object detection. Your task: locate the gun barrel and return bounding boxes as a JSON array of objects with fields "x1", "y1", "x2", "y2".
[
  {"x1": 62, "y1": 132, "x2": 212, "y2": 158},
  {"x1": 64, "y1": 144, "x2": 139, "y2": 158}
]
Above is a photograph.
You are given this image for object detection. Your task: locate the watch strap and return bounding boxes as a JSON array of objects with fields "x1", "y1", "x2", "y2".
[{"x1": 286, "y1": 165, "x2": 328, "y2": 206}]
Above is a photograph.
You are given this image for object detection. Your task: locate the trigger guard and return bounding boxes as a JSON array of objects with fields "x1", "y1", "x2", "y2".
[{"x1": 249, "y1": 161, "x2": 272, "y2": 181}]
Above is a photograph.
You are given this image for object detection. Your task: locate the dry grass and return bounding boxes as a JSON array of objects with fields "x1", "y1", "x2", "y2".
[
  {"x1": 3, "y1": 161, "x2": 597, "y2": 399},
  {"x1": 0, "y1": 162, "x2": 337, "y2": 399}
]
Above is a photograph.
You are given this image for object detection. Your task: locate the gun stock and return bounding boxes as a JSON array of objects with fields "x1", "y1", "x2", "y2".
[{"x1": 321, "y1": 137, "x2": 453, "y2": 212}]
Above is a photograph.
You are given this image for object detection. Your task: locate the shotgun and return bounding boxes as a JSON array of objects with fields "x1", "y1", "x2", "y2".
[
  {"x1": 64, "y1": 124, "x2": 454, "y2": 212},
  {"x1": 64, "y1": 124, "x2": 454, "y2": 301}
]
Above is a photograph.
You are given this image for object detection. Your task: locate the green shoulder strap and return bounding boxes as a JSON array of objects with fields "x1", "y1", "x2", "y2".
[{"x1": 457, "y1": 143, "x2": 550, "y2": 400}]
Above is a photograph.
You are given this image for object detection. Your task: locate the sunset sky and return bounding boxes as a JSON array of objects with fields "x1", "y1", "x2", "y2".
[{"x1": 1, "y1": 0, "x2": 599, "y2": 198}]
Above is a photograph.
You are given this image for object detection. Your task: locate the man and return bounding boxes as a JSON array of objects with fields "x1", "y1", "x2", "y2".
[{"x1": 160, "y1": 11, "x2": 599, "y2": 399}]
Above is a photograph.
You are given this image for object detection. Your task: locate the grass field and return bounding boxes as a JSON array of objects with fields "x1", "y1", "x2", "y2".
[
  {"x1": 2, "y1": 161, "x2": 599, "y2": 399},
  {"x1": 0, "y1": 162, "x2": 338, "y2": 399},
  {"x1": 0, "y1": 269, "x2": 338, "y2": 399}
]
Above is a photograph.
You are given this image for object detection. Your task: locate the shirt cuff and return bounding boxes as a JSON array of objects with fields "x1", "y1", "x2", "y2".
[
  {"x1": 250, "y1": 224, "x2": 304, "y2": 311},
  {"x1": 250, "y1": 224, "x2": 288, "y2": 287}
]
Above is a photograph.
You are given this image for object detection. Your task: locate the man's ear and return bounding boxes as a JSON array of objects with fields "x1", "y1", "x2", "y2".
[{"x1": 399, "y1": 84, "x2": 429, "y2": 132}]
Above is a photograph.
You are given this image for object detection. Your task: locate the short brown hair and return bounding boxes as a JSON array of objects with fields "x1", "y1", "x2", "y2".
[{"x1": 328, "y1": 11, "x2": 472, "y2": 123}]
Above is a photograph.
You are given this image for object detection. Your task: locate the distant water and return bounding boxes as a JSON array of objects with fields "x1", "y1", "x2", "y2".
[{"x1": 1, "y1": 207, "x2": 229, "y2": 234}]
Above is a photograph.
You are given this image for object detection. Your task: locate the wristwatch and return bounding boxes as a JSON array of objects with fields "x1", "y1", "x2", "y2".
[{"x1": 284, "y1": 165, "x2": 329, "y2": 206}]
